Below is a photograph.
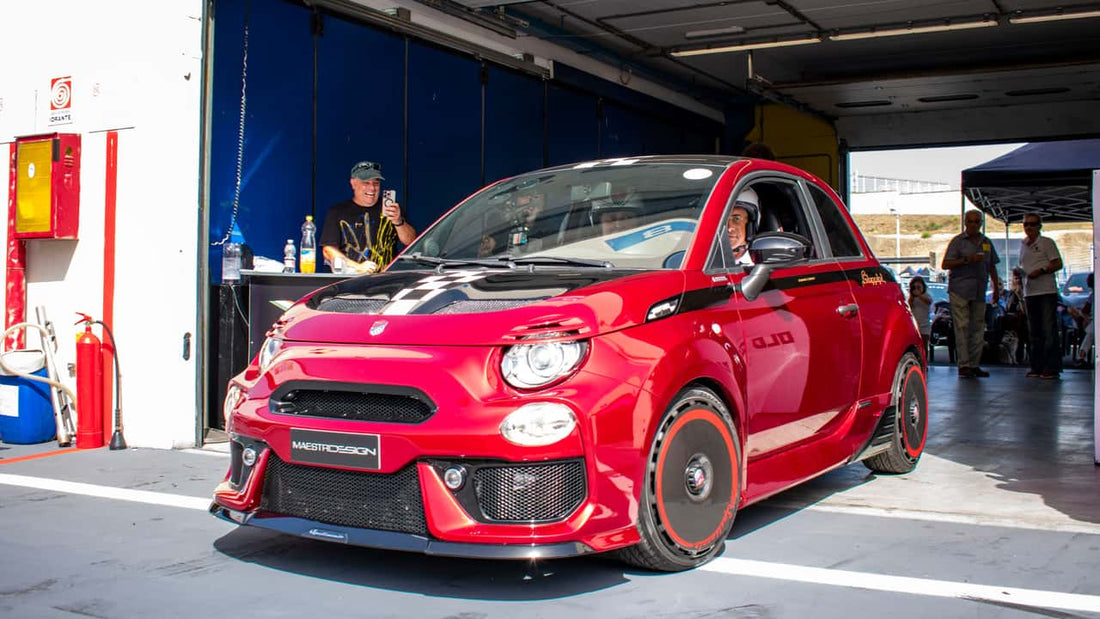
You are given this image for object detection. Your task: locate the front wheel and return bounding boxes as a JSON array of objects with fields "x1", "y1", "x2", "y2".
[
  {"x1": 615, "y1": 387, "x2": 741, "y2": 571},
  {"x1": 864, "y1": 352, "x2": 927, "y2": 474}
]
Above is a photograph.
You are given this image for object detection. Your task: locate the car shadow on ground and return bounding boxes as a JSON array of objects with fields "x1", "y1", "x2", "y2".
[
  {"x1": 729, "y1": 467, "x2": 876, "y2": 540},
  {"x1": 213, "y1": 527, "x2": 630, "y2": 600},
  {"x1": 211, "y1": 469, "x2": 870, "y2": 599}
]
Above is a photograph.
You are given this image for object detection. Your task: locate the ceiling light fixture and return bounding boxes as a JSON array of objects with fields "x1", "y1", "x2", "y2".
[
  {"x1": 829, "y1": 20, "x2": 996, "y2": 41},
  {"x1": 670, "y1": 36, "x2": 820, "y2": 57},
  {"x1": 1008, "y1": 8, "x2": 1100, "y2": 24},
  {"x1": 685, "y1": 25, "x2": 745, "y2": 39}
]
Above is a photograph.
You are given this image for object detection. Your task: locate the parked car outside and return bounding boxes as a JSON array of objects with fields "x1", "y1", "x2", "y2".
[
  {"x1": 1061, "y1": 272, "x2": 1092, "y2": 309},
  {"x1": 212, "y1": 156, "x2": 927, "y2": 572}
]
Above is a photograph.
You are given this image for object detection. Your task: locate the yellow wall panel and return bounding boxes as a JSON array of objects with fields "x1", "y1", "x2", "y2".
[{"x1": 746, "y1": 104, "x2": 839, "y2": 190}]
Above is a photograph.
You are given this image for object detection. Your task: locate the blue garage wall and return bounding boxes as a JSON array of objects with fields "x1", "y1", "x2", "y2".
[
  {"x1": 315, "y1": 13, "x2": 405, "y2": 231},
  {"x1": 484, "y1": 66, "x2": 545, "y2": 185},
  {"x1": 210, "y1": 0, "x2": 313, "y2": 281},
  {"x1": 406, "y1": 42, "x2": 483, "y2": 232},
  {"x1": 644, "y1": 118, "x2": 682, "y2": 155},
  {"x1": 552, "y1": 63, "x2": 723, "y2": 156},
  {"x1": 601, "y1": 102, "x2": 645, "y2": 158},
  {"x1": 208, "y1": 0, "x2": 726, "y2": 281},
  {"x1": 547, "y1": 85, "x2": 599, "y2": 166}
]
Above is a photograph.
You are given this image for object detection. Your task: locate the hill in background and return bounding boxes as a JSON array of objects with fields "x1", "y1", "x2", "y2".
[{"x1": 851, "y1": 215, "x2": 1094, "y2": 277}]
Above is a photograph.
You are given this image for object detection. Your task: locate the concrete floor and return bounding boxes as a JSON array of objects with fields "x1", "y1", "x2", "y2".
[{"x1": 0, "y1": 364, "x2": 1098, "y2": 617}]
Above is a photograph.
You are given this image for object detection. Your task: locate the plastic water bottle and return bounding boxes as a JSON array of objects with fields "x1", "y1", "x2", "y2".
[
  {"x1": 222, "y1": 241, "x2": 241, "y2": 282},
  {"x1": 300, "y1": 215, "x2": 317, "y2": 274},
  {"x1": 283, "y1": 239, "x2": 296, "y2": 273}
]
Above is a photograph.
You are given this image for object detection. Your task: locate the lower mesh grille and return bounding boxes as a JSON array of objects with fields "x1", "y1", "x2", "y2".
[
  {"x1": 474, "y1": 461, "x2": 585, "y2": 522},
  {"x1": 260, "y1": 454, "x2": 427, "y2": 535}
]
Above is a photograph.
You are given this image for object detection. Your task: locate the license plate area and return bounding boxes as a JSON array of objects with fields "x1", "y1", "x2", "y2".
[{"x1": 289, "y1": 428, "x2": 380, "y2": 470}]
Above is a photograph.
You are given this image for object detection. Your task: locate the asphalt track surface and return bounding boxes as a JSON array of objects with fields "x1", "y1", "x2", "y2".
[{"x1": 1, "y1": 365, "x2": 1097, "y2": 618}]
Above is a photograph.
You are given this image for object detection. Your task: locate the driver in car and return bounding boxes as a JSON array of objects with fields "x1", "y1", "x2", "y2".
[{"x1": 728, "y1": 186, "x2": 759, "y2": 266}]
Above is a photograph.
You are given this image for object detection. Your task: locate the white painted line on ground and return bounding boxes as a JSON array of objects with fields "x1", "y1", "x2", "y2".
[
  {"x1": 180, "y1": 448, "x2": 230, "y2": 457},
  {"x1": 702, "y1": 558, "x2": 1100, "y2": 613},
  {"x1": 773, "y1": 502, "x2": 1100, "y2": 535},
  {"x1": 2, "y1": 471, "x2": 1099, "y2": 612},
  {"x1": 0, "y1": 474, "x2": 209, "y2": 511}
]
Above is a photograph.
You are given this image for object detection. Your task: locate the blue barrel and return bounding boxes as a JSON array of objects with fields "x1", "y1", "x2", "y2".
[{"x1": 0, "y1": 350, "x2": 55, "y2": 444}]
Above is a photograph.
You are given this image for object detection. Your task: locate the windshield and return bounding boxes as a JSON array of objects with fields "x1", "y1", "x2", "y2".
[{"x1": 395, "y1": 161, "x2": 724, "y2": 270}]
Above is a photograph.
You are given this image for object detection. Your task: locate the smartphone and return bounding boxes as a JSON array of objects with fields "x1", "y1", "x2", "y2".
[{"x1": 383, "y1": 189, "x2": 396, "y2": 207}]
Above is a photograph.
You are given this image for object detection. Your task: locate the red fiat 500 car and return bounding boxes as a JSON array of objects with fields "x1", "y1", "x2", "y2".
[{"x1": 212, "y1": 156, "x2": 927, "y2": 571}]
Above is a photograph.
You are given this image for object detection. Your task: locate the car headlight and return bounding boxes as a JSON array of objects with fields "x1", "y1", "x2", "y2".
[
  {"x1": 500, "y1": 402, "x2": 577, "y2": 446},
  {"x1": 223, "y1": 384, "x2": 244, "y2": 426},
  {"x1": 501, "y1": 339, "x2": 587, "y2": 389},
  {"x1": 257, "y1": 336, "x2": 283, "y2": 373}
]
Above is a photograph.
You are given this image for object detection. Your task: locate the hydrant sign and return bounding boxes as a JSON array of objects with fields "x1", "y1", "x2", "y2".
[{"x1": 49, "y1": 76, "x2": 72, "y2": 126}]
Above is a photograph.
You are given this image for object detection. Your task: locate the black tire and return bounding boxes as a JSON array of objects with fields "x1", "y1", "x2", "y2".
[
  {"x1": 615, "y1": 387, "x2": 741, "y2": 572},
  {"x1": 864, "y1": 352, "x2": 927, "y2": 474}
]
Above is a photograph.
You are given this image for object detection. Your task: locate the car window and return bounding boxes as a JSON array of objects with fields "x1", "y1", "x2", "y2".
[
  {"x1": 806, "y1": 183, "x2": 862, "y2": 258},
  {"x1": 708, "y1": 177, "x2": 823, "y2": 273},
  {"x1": 1063, "y1": 273, "x2": 1089, "y2": 293},
  {"x1": 397, "y1": 162, "x2": 721, "y2": 270}
]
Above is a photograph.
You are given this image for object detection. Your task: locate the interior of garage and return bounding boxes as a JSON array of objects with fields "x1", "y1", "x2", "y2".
[{"x1": 200, "y1": 0, "x2": 1099, "y2": 436}]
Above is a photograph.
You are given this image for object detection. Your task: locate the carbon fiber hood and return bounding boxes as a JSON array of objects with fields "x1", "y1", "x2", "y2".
[{"x1": 277, "y1": 268, "x2": 686, "y2": 346}]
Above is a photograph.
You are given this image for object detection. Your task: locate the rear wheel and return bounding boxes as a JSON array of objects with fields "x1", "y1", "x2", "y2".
[
  {"x1": 615, "y1": 387, "x2": 741, "y2": 571},
  {"x1": 864, "y1": 352, "x2": 927, "y2": 474}
]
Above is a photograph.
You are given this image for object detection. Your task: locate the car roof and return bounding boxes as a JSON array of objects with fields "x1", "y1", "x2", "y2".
[{"x1": 532, "y1": 155, "x2": 743, "y2": 175}]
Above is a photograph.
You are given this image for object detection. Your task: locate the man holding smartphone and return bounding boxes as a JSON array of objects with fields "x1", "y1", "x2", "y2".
[{"x1": 320, "y1": 161, "x2": 417, "y2": 274}]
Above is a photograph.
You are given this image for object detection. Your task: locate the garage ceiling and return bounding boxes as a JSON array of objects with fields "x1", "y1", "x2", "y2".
[{"x1": 440, "y1": 0, "x2": 1100, "y2": 124}]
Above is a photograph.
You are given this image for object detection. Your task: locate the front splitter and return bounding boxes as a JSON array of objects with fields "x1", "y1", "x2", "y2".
[{"x1": 210, "y1": 504, "x2": 597, "y2": 560}]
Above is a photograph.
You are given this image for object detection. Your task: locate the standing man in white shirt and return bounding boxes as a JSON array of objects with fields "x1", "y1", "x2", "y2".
[{"x1": 1019, "y1": 212, "x2": 1064, "y2": 379}]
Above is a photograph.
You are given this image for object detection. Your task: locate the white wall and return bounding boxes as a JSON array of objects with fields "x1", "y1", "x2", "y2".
[
  {"x1": 0, "y1": 0, "x2": 204, "y2": 448},
  {"x1": 849, "y1": 190, "x2": 971, "y2": 216}
]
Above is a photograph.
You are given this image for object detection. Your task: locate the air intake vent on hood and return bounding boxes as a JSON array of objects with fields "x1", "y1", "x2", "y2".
[
  {"x1": 316, "y1": 297, "x2": 388, "y2": 314},
  {"x1": 504, "y1": 317, "x2": 591, "y2": 341},
  {"x1": 435, "y1": 299, "x2": 547, "y2": 314}
]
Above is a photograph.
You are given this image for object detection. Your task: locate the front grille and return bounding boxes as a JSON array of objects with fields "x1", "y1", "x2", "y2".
[
  {"x1": 315, "y1": 297, "x2": 388, "y2": 314},
  {"x1": 474, "y1": 461, "x2": 586, "y2": 522},
  {"x1": 260, "y1": 454, "x2": 427, "y2": 535},
  {"x1": 434, "y1": 299, "x2": 545, "y2": 314},
  {"x1": 272, "y1": 389, "x2": 433, "y2": 423}
]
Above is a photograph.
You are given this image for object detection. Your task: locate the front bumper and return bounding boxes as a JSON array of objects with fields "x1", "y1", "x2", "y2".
[{"x1": 212, "y1": 340, "x2": 654, "y2": 557}]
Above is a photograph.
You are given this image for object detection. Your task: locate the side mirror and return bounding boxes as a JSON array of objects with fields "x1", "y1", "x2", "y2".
[
  {"x1": 749, "y1": 231, "x2": 813, "y2": 266},
  {"x1": 740, "y1": 232, "x2": 814, "y2": 302}
]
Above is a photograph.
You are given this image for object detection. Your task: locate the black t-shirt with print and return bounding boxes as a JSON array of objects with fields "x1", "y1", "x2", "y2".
[{"x1": 319, "y1": 200, "x2": 400, "y2": 269}]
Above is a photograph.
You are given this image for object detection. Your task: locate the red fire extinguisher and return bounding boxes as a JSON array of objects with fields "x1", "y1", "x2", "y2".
[{"x1": 75, "y1": 313, "x2": 104, "y2": 449}]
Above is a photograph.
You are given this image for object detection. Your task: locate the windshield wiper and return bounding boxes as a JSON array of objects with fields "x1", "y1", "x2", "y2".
[
  {"x1": 396, "y1": 253, "x2": 514, "y2": 270},
  {"x1": 510, "y1": 256, "x2": 614, "y2": 268},
  {"x1": 398, "y1": 253, "x2": 613, "y2": 270}
]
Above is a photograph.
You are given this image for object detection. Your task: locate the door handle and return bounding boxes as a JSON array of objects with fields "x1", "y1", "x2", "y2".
[{"x1": 836, "y1": 303, "x2": 859, "y2": 318}]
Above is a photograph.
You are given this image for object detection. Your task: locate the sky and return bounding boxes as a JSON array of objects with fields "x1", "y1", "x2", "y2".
[{"x1": 850, "y1": 143, "x2": 1025, "y2": 187}]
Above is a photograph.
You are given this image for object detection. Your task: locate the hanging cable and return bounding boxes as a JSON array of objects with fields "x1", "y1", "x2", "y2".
[{"x1": 213, "y1": 0, "x2": 250, "y2": 246}]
